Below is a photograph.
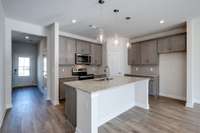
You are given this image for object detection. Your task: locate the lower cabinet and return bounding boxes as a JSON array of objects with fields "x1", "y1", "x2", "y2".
[
  {"x1": 149, "y1": 77, "x2": 159, "y2": 96},
  {"x1": 59, "y1": 77, "x2": 78, "y2": 100}
]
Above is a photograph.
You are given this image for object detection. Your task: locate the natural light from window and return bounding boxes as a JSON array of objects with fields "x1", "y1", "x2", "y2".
[{"x1": 18, "y1": 57, "x2": 30, "y2": 77}]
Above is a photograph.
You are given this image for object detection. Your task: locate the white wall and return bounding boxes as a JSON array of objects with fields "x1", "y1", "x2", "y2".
[
  {"x1": 187, "y1": 18, "x2": 200, "y2": 107},
  {"x1": 106, "y1": 37, "x2": 131, "y2": 76},
  {"x1": 0, "y1": 0, "x2": 5, "y2": 128},
  {"x1": 159, "y1": 53, "x2": 186, "y2": 100}
]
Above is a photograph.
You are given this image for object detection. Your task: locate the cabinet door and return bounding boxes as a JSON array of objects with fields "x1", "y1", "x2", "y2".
[
  {"x1": 141, "y1": 40, "x2": 158, "y2": 65},
  {"x1": 59, "y1": 37, "x2": 68, "y2": 65},
  {"x1": 170, "y1": 34, "x2": 186, "y2": 52},
  {"x1": 76, "y1": 40, "x2": 91, "y2": 54},
  {"x1": 66, "y1": 38, "x2": 76, "y2": 65},
  {"x1": 91, "y1": 44, "x2": 102, "y2": 65},
  {"x1": 128, "y1": 43, "x2": 141, "y2": 65},
  {"x1": 157, "y1": 37, "x2": 171, "y2": 53},
  {"x1": 59, "y1": 37, "x2": 76, "y2": 65}
]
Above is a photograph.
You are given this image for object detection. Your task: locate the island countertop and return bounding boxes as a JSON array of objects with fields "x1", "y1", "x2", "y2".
[{"x1": 64, "y1": 76, "x2": 149, "y2": 93}]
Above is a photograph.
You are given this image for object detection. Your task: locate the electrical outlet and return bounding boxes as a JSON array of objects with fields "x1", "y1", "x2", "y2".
[
  {"x1": 136, "y1": 67, "x2": 139, "y2": 71},
  {"x1": 62, "y1": 68, "x2": 65, "y2": 72},
  {"x1": 150, "y1": 67, "x2": 153, "y2": 72}
]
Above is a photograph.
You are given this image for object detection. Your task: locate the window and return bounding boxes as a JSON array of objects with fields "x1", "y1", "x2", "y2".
[
  {"x1": 43, "y1": 57, "x2": 47, "y2": 76},
  {"x1": 18, "y1": 57, "x2": 30, "y2": 77}
]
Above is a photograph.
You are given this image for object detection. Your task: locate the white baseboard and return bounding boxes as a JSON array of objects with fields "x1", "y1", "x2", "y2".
[
  {"x1": 193, "y1": 99, "x2": 200, "y2": 105},
  {"x1": 186, "y1": 102, "x2": 194, "y2": 108},
  {"x1": 6, "y1": 103, "x2": 12, "y2": 109},
  {"x1": 52, "y1": 100, "x2": 59, "y2": 106},
  {"x1": 159, "y1": 93, "x2": 186, "y2": 101},
  {"x1": 0, "y1": 109, "x2": 7, "y2": 128}
]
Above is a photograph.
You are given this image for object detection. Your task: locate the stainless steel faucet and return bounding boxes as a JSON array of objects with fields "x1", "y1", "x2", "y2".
[{"x1": 104, "y1": 66, "x2": 110, "y2": 78}]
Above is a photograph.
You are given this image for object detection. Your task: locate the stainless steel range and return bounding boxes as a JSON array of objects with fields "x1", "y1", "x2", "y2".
[{"x1": 72, "y1": 67, "x2": 94, "y2": 80}]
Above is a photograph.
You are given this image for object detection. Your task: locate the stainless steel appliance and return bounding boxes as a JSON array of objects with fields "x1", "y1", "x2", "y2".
[
  {"x1": 72, "y1": 67, "x2": 94, "y2": 80},
  {"x1": 75, "y1": 54, "x2": 91, "y2": 65}
]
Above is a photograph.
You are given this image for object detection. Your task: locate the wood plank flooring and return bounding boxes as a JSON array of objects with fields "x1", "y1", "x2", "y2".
[{"x1": 1, "y1": 87, "x2": 200, "y2": 133}]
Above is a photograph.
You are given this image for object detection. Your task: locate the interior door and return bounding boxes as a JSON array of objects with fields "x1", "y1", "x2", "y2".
[{"x1": 12, "y1": 55, "x2": 34, "y2": 88}]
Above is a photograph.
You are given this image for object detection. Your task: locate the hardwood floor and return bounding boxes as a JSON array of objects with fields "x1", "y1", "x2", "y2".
[
  {"x1": 0, "y1": 87, "x2": 74, "y2": 133},
  {"x1": 1, "y1": 87, "x2": 200, "y2": 133}
]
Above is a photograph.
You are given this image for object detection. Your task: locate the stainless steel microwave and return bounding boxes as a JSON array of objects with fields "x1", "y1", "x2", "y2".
[{"x1": 75, "y1": 53, "x2": 91, "y2": 65}]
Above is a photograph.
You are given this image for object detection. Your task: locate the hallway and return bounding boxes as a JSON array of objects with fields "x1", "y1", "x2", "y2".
[{"x1": 0, "y1": 87, "x2": 74, "y2": 133}]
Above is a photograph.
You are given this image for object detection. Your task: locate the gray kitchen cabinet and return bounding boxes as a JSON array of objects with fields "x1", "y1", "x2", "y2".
[
  {"x1": 91, "y1": 44, "x2": 102, "y2": 65},
  {"x1": 59, "y1": 36, "x2": 76, "y2": 65},
  {"x1": 140, "y1": 40, "x2": 158, "y2": 65},
  {"x1": 170, "y1": 34, "x2": 186, "y2": 52},
  {"x1": 59, "y1": 77, "x2": 78, "y2": 100},
  {"x1": 149, "y1": 77, "x2": 159, "y2": 96},
  {"x1": 76, "y1": 40, "x2": 91, "y2": 54},
  {"x1": 128, "y1": 43, "x2": 141, "y2": 65},
  {"x1": 158, "y1": 34, "x2": 186, "y2": 53}
]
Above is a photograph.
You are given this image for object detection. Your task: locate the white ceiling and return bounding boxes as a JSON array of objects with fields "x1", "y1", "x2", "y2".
[
  {"x1": 2, "y1": 0, "x2": 200, "y2": 39},
  {"x1": 12, "y1": 31, "x2": 43, "y2": 44}
]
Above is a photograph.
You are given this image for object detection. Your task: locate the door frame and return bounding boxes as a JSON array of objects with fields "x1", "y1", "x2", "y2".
[{"x1": 4, "y1": 19, "x2": 59, "y2": 109}]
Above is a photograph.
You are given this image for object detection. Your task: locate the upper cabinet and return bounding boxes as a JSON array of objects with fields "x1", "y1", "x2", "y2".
[
  {"x1": 158, "y1": 34, "x2": 186, "y2": 53},
  {"x1": 91, "y1": 44, "x2": 102, "y2": 66},
  {"x1": 76, "y1": 40, "x2": 91, "y2": 55},
  {"x1": 59, "y1": 36, "x2": 76, "y2": 65},
  {"x1": 140, "y1": 40, "x2": 158, "y2": 65},
  {"x1": 128, "y1": 43, "x2": 141, "y2": 65}
]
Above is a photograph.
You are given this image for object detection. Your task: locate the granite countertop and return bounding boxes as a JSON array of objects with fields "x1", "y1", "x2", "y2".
[
  {"x1": 64, "y1": 76, "x2": 149, "y2": 93},
  {"x1": 125, "y1": 74, "x2": 159, "y2": 78}
]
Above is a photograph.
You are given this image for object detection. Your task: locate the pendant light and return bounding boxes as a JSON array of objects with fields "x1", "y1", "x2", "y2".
[
  {"x1": 113, "y1": 9, "x2": 120, "y2": 45},
  {"x1": 97, "y1": 0, "x2": 105, "y2": 43}
]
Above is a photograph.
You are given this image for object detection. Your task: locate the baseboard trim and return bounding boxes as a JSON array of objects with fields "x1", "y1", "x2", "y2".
[
  {"x1": 0, "y1": 109, "x2": 7, "y2": 128},
  {"x1": 159, "y1": 93, "x2": 186, "y2": 101},
  {"x1": 186, "y1": 102, "x2": 194, "y2": 108},
  {"x1": 6, "y1": 103, "x2": 12, "y2": 109},
  {"x1": 52, "y1": 100, "x2": 59, "y2": 106}
]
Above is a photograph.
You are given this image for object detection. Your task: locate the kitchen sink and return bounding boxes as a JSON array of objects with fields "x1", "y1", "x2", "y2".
[{"x1": 93, "y1": 77, "x2": 113, "y2": 81}]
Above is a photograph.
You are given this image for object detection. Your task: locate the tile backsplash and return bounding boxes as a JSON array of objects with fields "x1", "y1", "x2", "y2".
[{"x1": 59, "y1": 65, "x2": 104, "y2": 78}]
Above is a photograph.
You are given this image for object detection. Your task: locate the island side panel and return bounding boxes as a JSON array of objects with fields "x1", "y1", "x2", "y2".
[
  {"x1": 65, "y1": 85, "x2": 77, "y2": 127},
  {"x1": 76, "y1": 90, "x2": 99, "y2": 133},
  {"x1": 97, "y1": 83, "x2": 136, "y2": 126},
  {"x1": 134, "y1": 79, "x2": 149, "y2": 109}
]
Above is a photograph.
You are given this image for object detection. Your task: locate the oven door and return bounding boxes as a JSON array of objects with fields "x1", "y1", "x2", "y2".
[{"x1": 75, "y1": 54, "x2": 91, "y2": 65}]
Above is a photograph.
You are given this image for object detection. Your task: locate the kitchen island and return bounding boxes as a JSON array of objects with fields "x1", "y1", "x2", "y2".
[{"x1": 64, "y1": 76, "x2": 149, "y2": 133}]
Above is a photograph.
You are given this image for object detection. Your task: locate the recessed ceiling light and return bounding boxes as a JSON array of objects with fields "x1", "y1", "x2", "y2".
[
  {"x1": 125, "y1": 17, "x2": 131, "y2": 20},
  {"x1": 72, "y1": 19, "x2": 77, "y2": 24},
  {"x1": 160, "y1": 20, "x2": 165, "y2": 24},
  {"x1": 25, "y1": 36, "x2": 30, "y2": 40},
  {"x1": 89, "y1": 25, "x2": 97, "y2": 29},
  {"x1": 113, "y1": 9, "x2": 120, "y2": 13}
]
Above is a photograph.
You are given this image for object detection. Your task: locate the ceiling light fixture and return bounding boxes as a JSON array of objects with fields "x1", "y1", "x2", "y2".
[
  {"x1": 72, "y1": 19, "x2": 77, "y2": 24},
  {"x1": 25, "y1": 36, "x2": 30, "y2": 40},
  {"x1": 126, "y1": 42, "x2": 130, "y2": 48},
  {"x1": 125, "y1": 17, "x2": 131, "y2": 20},
  {"x1": 160, "y1": 20, "x2": 165, "y2": 24},
  {"x1": 114, "y1": 39, "x2": 119, "y2": 45},
  {"x1": 89, "y1": 25, "x2": 97, "y2": 29}
]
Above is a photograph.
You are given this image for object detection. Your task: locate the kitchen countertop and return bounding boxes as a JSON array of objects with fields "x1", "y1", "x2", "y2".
[{"x1": 64, "y1": 76, "x2": 149, "y2": 93}]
